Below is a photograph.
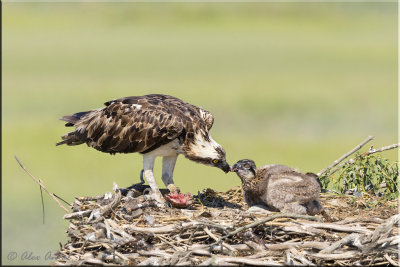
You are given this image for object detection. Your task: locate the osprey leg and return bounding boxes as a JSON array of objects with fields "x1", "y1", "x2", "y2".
[
  {"x1": 162, "y1": 155, "x2": 179, "y2": 193},
  {"x1": 143, "y1": 154, "x2": 165, "y2": 204}
]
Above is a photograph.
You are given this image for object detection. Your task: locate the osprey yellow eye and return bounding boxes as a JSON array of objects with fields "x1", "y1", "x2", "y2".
[
  {"x1": 212, "y1": 159, "x2": 219, "y2": 164},
  {"x1": 244, "y1": 164, "x2": 250, "y2": 168}
]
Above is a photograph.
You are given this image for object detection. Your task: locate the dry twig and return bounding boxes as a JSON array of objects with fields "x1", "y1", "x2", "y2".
[
  {"x1": 317, "y1": 135, "x2": 374, "y2": 176},
  {"x1": 53, "y1": 182, "x2": 398, "y2": 266},
  {"x1": 15, "y1": 155, "x2": 69, "y2": 213}
]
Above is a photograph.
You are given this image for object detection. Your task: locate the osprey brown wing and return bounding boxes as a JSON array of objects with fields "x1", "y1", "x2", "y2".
[{"x1": 57, "y1": 95, "x2": 186, "y2": 154}]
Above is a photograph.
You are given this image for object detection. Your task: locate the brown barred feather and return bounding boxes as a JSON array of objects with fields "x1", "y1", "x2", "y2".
[{"x1": 57, "y1": 94, "x2": 213, "y2": 155}]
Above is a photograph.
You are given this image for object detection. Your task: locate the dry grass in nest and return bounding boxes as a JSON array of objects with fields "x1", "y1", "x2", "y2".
[{"x1": 53, "y1": 183, "x2": 399, "y2": 266}]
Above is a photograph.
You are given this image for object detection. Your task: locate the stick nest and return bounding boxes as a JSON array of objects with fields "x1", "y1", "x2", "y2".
[{"x1": 53, "y1": 183, "x2": 399, "y2": 266}]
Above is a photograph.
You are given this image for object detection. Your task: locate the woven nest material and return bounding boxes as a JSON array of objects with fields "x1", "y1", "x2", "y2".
[{"x1": 53, "y1": 183, "x2": 399, "y2": 266}]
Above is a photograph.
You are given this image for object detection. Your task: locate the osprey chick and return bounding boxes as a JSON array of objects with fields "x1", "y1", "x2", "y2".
[
  {"x1": 57, "y1": 94, "x2": 230, "y2": 204},
  {"x1": 232, "y1": 159, "x2": 322, "y2": 215}
]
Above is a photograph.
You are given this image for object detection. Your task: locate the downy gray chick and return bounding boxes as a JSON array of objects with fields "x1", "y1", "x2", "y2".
[{"x1": 232, "y1": 159, "x2": 322, "y2": 215}]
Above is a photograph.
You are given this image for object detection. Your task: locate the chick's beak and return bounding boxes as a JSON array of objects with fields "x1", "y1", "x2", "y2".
[{"x1": 231, "y1": 163, "x2": 239, "y2": 172}]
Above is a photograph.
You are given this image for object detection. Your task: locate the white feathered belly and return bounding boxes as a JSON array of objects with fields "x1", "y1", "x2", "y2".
[{"x1": 145, "y1": 139, "x2": 181, "y2": 157}]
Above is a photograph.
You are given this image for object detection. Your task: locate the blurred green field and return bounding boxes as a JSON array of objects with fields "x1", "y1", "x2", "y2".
[{"x1": 3, "y1": 3, "x2": 397, "y2": 265}]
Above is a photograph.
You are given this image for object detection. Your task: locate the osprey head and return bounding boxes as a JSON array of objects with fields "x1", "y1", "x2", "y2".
[
  {"x1": 184, "y1": 132, "x2": 230, "y2": 173},
  {"x1": 208, "y1": 146, "x2": 230, "y2": 173},
  {"x1": 231, "y1": 159, "x2": 257, "y2": 182}
]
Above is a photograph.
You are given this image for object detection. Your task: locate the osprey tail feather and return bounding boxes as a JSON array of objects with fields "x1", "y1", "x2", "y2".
[
  {"x1": 56, "y1": 131, "x2": 85, "y2": 146},
  {"x1": 60, "y1": 111, "x2": 90, "y2": 126},
  {"x1": 56, "y1": 111, "x2": 91, "y2": 146}
]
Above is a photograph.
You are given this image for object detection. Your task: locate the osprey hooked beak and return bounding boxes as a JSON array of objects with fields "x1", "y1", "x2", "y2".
[{"x1": 218, "y1": 161, "x2": 231, "y2": 173}]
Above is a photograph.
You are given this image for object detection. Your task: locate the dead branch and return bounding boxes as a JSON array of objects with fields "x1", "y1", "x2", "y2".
[
  {"x1": 15, "y1": 155, "x2": 69, "y2": 213},
  {"x1": 317, "y1": 135, "x2": 374, "y2": 176},
  {"x1": 266, "y1": 241, "x2": 330, "y2": 251},
  {"x1": 324, "y1": 142, "x2": 400, "y2": 177},
  {"x1": 309, "y1": 251, "x2": 360, "y2": 260},
  {"x1": 63, "y1": 210, "x2": 92, "y2": 220},
  {"x1": 204, "y1": 227, "x2": 236, "y2": 252},
  {"x1": 289, "y1": 248, "x2": 315, "y2": 266},
  {"x1": 320, "y1": 233, "x2": 360, "y2": 254},
  {"x1": 99, "y1": 183, "x2": 122, "y2": 217},
  {"x1": 53, "y1": 185, "x2": 398, "y2": 266},
  {"x1": 367, "y1": 143, "x2": 400, "y2": 155},
  {"x1": 384, "y1": 253, "x2": 398, "y2": 266},
  {"x1": 305, "y1": 222, "x2": 372, "y2": 234},
  {"x1": 207, "y1": 256, "x2": 283, "y2": 266},
  {"x1": 124, "y1": 221, "x2": 199, "y2": 234},
  {"x1": 211, "y1": 213, "x2": 322, "y2": 247}
]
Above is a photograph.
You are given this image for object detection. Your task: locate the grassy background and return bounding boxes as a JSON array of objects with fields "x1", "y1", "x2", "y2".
[{"x1": 3, "y1": 3, "x2": 397, "y2": 265}]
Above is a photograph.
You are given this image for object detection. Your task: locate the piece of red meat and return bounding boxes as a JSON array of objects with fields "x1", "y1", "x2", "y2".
[{"x1": 164, "y1": 192, "x2": 193, "y2": 208}]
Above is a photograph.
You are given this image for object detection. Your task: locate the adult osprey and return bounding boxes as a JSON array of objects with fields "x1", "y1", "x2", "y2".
[{"x1": 57, "y1": 94, "x2": 230, "y2": 204}]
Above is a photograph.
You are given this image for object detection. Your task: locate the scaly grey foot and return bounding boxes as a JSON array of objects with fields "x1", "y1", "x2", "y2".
[
  {"x1": 167, "y1": 184, "x2": 180, "y2": 194},
  {"x1": 143, "y1": 188, "x2": 168, "y2": 208}
]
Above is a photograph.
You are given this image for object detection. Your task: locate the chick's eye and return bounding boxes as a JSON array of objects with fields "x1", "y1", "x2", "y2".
[
  {"x1": 212, "y1": 159, "x2": 219, "y2": 164},
  {"x1": 244, "y1": 164, "x2": 250, "y2": 169}
]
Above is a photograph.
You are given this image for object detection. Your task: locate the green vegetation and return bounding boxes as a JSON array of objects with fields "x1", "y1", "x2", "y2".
[
  {"x1": 325, "y1": 154, "x2": 399, "y2": 200},
  {"x1": 3, "y1": 3, "x2": 397, "y2": 265}
]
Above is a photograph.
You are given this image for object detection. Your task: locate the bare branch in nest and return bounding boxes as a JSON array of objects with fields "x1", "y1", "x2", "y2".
[
  {"x1": 99, "y1": 183, "x2": 122, "y2": 217},
  {"x1": 15, "y1": 155, "x2": 70, "y2": 213},
  {"x1": 205, "y1": 256, "x2": 282, "y2": 266},
  {"x1": 210, "y1": 213, "x2": 322, "y2": 247},
  {"x1": 327, "y1": 142, "x2": 400, "y2": 177},
  {"x1": 320, "y1": 233, "x2": 360, "y2": 254},
  {"x1": 384, "y1": 253, "x2": 398, "y2": 266},
  {"x1": 317, "y1": 135, "x2": 374, "y2": 176},
  {"x1": 360, "y1": 143, "x2": 399, "y2": 156},
  {"x1": 63, "y1": 210, "x2": 91, "y2": 220},
  {"x1": 309, "y1": 251, "x2": 361, "y2": 260},
  {"x1": 305, "y1": 222, "x2": 372, "y2": 234},
  {"x1": 54, "y1": 184, "x2": 398, "y2": 266},
  {"x1": 204, "y1": 227, "x2": 236, "y2": 253}
]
